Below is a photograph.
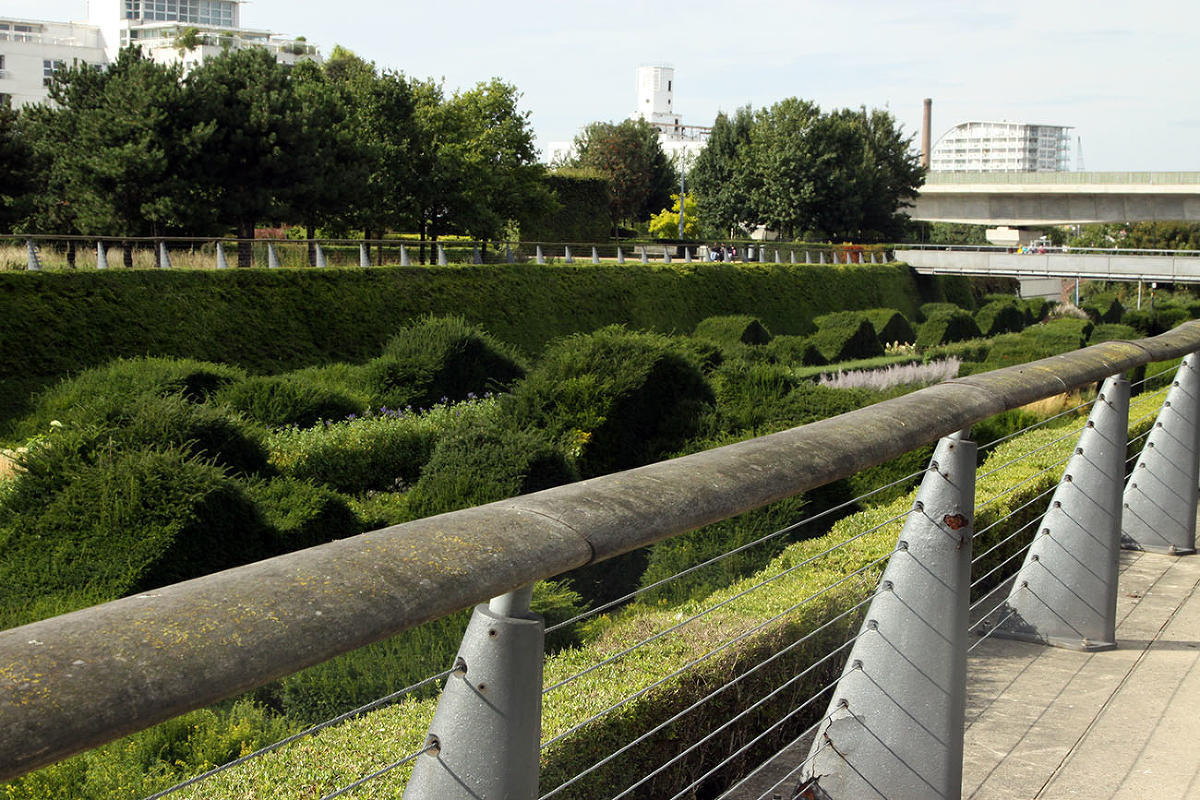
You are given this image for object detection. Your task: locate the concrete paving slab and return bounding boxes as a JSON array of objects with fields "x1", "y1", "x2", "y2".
[{"x1": 963, "y1": 551, "x2": 1200, "y2": 799}]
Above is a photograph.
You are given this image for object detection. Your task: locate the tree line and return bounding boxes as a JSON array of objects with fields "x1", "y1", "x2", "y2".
[
  {"x1": 0, "y1": 46, "x2": 550, "y2": 266},
  {"x1": 0, "y1": 46, "x2": 926, "y2": 261}
]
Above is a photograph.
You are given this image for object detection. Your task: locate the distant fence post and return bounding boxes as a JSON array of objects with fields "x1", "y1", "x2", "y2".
[
  {"x1": 158, "y1": 241, "x2": 173, "y2": 269},
  {"x1": 472, "y1": 244, "x2": 482, "y2": 265},
  {"x1": 591, "y1": 246, "x2": 599, "y2": 264},
  {"x1": 215, "y1": 241, "x2": 229, "y2": 269},
  {"x1": 536, "y1": 245, "x2": 544, "y2": 265},
  {"x1": 505, "y1": 243, "x2": 515, "y2": 264},
  {"x1": 399, "y1": 244, "x2": 409, "y2": 267},
  {"x1": 617, "y1": 246, "x2": 625, "y2": 264},
  {"x1": 979, "y1": 374, "x2": 1129, "y2": 650},
  {"x1": 403, "y1": 586, "x2": 543, "y2": 800},
  {"x1": 315, "y1": 243, "x2": 328, "y2": 268},
  {"x1": 663, "y1": 246, "x2": 671, "y2": 264},
  {"x1": 96, "y1": 241, "x2": 108, "y2": 270},
  {"x1": 359, "y1": 243, "x2": 370, "y2": 268},
  {"x1": 437, "y1": 244, "x2": 448, "y2": 266},
  {"x1": 804, "y1": 431, "x2": 976, "y2": 799},
  {"x1": 267, "y1": 242, "x2": 280, "y2": 269},
  {"x1": 1122, "y1": 354, "x2": 1200, "y2": 554},
  {"x1": 564, "y1": 245, "x2": 573, "y2": 264}
]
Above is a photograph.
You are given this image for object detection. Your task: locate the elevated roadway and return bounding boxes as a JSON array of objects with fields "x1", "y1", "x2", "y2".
[{"x1": 912, "y1": 171, "x2": 1200, "y2": 227}]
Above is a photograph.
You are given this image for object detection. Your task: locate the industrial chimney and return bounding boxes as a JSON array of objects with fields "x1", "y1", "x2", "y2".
[{"x1": 921, "y1": 98, "x2": 932, "y2": 169}]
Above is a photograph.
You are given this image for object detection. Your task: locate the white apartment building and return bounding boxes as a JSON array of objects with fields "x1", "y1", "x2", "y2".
[
  {"x1": 0, "y1": 0, "x2": 317, "y2": 108},
  {"x1": 930, "y1": 121, "x2": 1072, "y2": 172}
]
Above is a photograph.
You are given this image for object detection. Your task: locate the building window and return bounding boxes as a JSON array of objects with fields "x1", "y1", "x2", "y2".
[
  {"x1": 127, "y1": 0, "x2": 235, "y2": 26},
  {"x1": 43, "y1": 59, "x2": 64, "y2": 86}
]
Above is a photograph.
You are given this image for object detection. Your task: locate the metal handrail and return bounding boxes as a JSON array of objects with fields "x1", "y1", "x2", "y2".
[{"x1": 2, "y1": 326, "x2": 1200, "y2": 780}]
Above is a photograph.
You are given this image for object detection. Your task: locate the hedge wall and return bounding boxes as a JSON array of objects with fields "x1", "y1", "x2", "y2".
[{"x1": 0, "y1": 263, "x2": 966, "y2": 429}]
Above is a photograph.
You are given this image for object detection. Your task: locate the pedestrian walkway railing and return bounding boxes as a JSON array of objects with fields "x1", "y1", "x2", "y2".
[
  {"x1": 0, "y1": 234, "x2": 893, "y2": 270},
  {"x1": 3, "y1": 325, "x2": 1200, "y2": 799}
]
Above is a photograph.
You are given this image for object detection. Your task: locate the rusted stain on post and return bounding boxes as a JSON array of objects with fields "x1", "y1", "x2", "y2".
[{"x1": 1, "y1": 326, "x2": 1199, "y2": 779}]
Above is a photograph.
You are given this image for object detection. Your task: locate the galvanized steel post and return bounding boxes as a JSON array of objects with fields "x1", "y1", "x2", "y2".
[
  {"x1": 266, "y1": 242, "x2": 280, "y2": 269},
  {"x1": 535, "y1": 244, "x2": 544, "y2": 265},
  {"x1": 404, "y1": 585, "x2": 543, "y2": 800},
  {"x1": 437, "y1": 244, "x2": 448, "y2": 266},
  {"x1": 617, "y1": 246, "x2": 625, "y2": 264},
  {"x1": 564, "y1": 245, "x2": 573, "y2": 264},
  {"x1": 1122, "y1": 354, "x2": 1200, "y2": 555},
  {"x1": 591, "y1": 246, "x2": 599, "y2": 264},
  {"x1": 315, "y1": 243, "x2": 328, "y2": 268},
  {"x1": 159, "y1": 241, "x2": 173, "y2": 269},
  {"x1": 25, "y1": 240, "x2": 41, "y2": 271},
  {"x1": 804, "y1": 431, "x2": 976, "y2": 799},
  {"x1": 215, "y1": 241, "x2": 228, "y2": 269},
  {"x1": 472, "y1": 245, "x2": 482, "y2": 265},
  {"x1": 981, "y1": 375, "x2": 1129, "y2": 650},
  {"x1": 359, "y1": 244, "x2": 370, "y2": 267},
  {"x1": 96, "y1": 241, "x2": 108, "y2": 270}
]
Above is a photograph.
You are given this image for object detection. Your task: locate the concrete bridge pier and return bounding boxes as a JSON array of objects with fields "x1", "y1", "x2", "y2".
[{"x1": 985, "y1": 226, "x2": 1045, "y2": 248}]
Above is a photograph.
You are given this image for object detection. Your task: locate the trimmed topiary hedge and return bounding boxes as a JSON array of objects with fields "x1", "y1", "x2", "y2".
[
  {"x1": 215, "y1": 376, "x2": 363, "y2": 429},
  {"x1": 693, "y1": 315, "x2": 773, "y2": 347},
  {"x1": 0, "y1": 264, "x2": 961, "y2": 431},
  {"x1": 509, "y1": 326, "x2": 714, "y2": 478},
  {"x1": 975, "y1": 301, "x2": 1027, "y2": 337},
  {"x1": 764, "y1": 335, "x2": 826, "y2": 366},
  {"x1": 809, "y1": 318, "x2": 885, "y2": 362},
  {"x1": 864, "y1": 308, "x2": 917, "y2": 345},
  {"x1": 915, "y1": 309, "x2": 982, "y2": 348}
]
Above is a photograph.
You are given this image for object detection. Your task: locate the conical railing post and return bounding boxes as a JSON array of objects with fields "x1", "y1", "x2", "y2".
[
  {"x1": 315, "y1": 243, "x2": 328, "y2": 268},
  {"x1": 591, "y1": 246, "x2": 599, "y2": 264},
  {"x1": 159, "y1": 241, "x2": 173, "y2": 269},
  {"x1": 216, "y1": 241, "x2": 228, "y2": 269},
  {"x1": 536, "y1": 245, "x2": 544, "y2": 265},
  {"x1": 359, "y1": 243, "x2": 370, "y2": 267},
  {"x1": 564, "y1": 245, "x2": 573, "y2": 264},
  {"x1": 980, "y1": 375, "x2": 1130, "y2": 650},
  {"x1": 266, "y1": 241, "x2": 280, "y2": 269},
  {"x1": 25, "y1": 240, "x2": 41, "y2": 271},
  {"x1": 1122, "y1": 354, "x2": 1200, "y2": 555},
  {"x1": 803, "y1": 431, "x2": 976, "y2": 799},
  {"x1": 404, "y1": 586, "x2": 543, "y2": 800},
  {"x1": 437, "y1": 244, "x2": 448, "y2": 266},
  {"x1": 96, "y1": 241, "x2": 108, "y2": 270}
]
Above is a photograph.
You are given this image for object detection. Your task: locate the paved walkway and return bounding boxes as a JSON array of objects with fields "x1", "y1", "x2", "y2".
[{"x1": 964, "y1": 550, "x2": 1200, "y2": 799}]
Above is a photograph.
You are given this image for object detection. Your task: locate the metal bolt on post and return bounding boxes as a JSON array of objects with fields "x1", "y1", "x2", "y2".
[
  {"x1": 803, "y1": 431, "x2": 976, "y2": 800},
  {"x1": 1122, "y1": 354, "x2": 1200, "y2": 555},
  {"x1": 315, "y1": 243, "x2": 328, "y2": 268},
  {"x1": 404, "y1": 585, "x2": 544, "y2": 800},
  {"x1": 96, "y1": 241, "x2": 108, "y2": 270},
  {"x1": 159, "y1": 241, "x2": 173, "y2": 269},
  {"x1": 266, "y1": 242, "x2": 280, "y2": 269},
  {"x1": 980, "y1": 375, "x2": 1129, "y2": 650},
  {"x1": 359, "y1": 244, "x2": 370, "y2": 268}
]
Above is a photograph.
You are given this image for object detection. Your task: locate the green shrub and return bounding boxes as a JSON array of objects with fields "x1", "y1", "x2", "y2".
[
  {"x1": 216, "y1": 376, "x2": 362, "y2": 429},
  {"x1": 0, "y1": 699, "x2": 297, "y2": 800},
  {"x1": 364, "y1": 316, "x2": 525, "y2": 410},
  {"x1": 982, "y1": 318, "x2": 1095, "y2": 370},
  {"x1": 1024, "y1": 298, "x2": 1051, "y2": 324},
  {"x1": 764, "y1": 335, "x2": 826, "y2": 366},
  {"x1": 17, "y1": 356, "x2": 246, "y2": 438},
  {"x1": 919, "y1": 301, "x2": 962, "y2": 322},
  {"x1": 864, "y1": 308, "x2": 917, "y2": 345},
  {"x1": 922, "y1": 337, "x2": 992, "y2": 364},
  {"x1": 693, "y1": 315, "x2": 773, "y2": 347},
  {"x1": 509, "y1": 326, "x2": 714, "y2": 477},
  {"x1": 1089, "y1": 323, "x2": 1139, "y2": 344},
  {"x1": 707, "y1": 361, "x2": 800, "y2": 434},
  {"x1": 809, "y1": 319, "x2": 885, "y2": 362},
  {"x1": 1081, "y1": 295, "x2": 1124, "y2": 324},
  {"x1": 405, "y1": 421, "x2": 579, "y2": 519},
  {"x1": 975, "y1": 301, "x2": 1027, "y2": 337},
  {"x1": 246, "y1": 478, "x2": 362, "y2": 552},
  {"x1": 0, "y1": 447, "x2": 269, "y2": 628},
  {"x1": 113, "y1": 394, "x2": 271, "y2": 476},
  {"x1": 915, "y1": 310, "x2": 982, "y2": 349}
]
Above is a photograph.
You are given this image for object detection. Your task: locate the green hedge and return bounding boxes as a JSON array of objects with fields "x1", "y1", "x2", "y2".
[
  {"x1": 864, "y1": 308, "x2": 917, "y2": 345},
  {"x1": 975, "y1": 301, "x2": 1027, "y2": 337},
  {"x1": 915, "y1": 309, "x2": 982, "y2": 348},
  {"x1": 693, "y1": 315, "x2": 773, "y2": 347},
  {"x1": 809, "y1": 318, "x2": 885, "y2": 362},
  {"x1": 0, "y1": 264, "x2": 963, "y2": 432}
]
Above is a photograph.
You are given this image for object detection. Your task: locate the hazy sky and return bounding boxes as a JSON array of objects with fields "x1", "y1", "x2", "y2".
[{"x1": 10, "y1": 0, "x2": 1199, "y2": 170}]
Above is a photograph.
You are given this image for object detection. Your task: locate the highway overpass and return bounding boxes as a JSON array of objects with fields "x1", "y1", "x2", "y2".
[{"x1": 912, "y1": 172, "x2": 1200, "y2": 245}]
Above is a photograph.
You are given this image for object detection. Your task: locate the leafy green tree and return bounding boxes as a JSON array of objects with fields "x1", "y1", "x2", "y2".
[
  {"x1": 648, "y1": 193, "x2": 699, "y2": 239},
  {"x1": 288, "y1": 57, "x2": 372, "y2": 263},
  {"x1": 0, "y1": 99, "x2": 32, "y2": 233},
  {"x1": 571, "y1": 118, "x2": 675, "y2": 235},
  {"x1": 408, "y1": 78, "x2": 549, "y2": 261},
  {"x1": 21, "y1": 48, "x2": 214, "y2": 265},
  {"x1": 187, "y1": 48, "x2": 307, "y2": 266},
  {"x1": 689, "y1": 106, "x2": 754, "y2": 237}
]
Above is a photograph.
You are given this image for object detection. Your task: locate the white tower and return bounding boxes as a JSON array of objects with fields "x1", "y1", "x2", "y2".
[{"x1": 635, "y1": 65, "x2": 679, "y2": 129}]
